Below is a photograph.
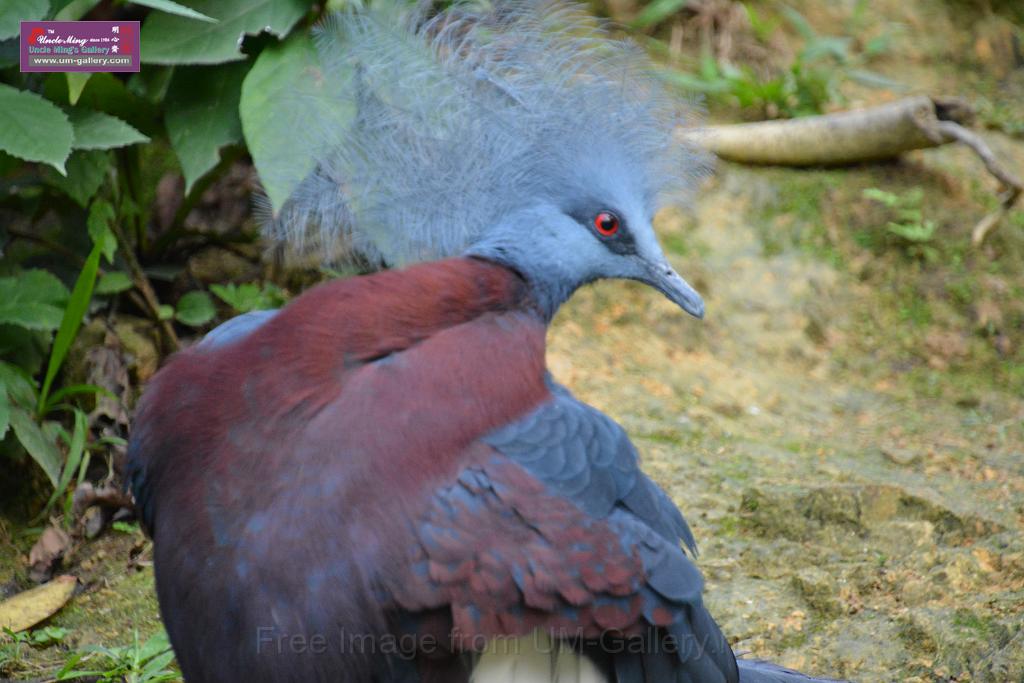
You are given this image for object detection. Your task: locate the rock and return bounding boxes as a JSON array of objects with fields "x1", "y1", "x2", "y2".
[
  {"x1": 739, "y1": 487, "x2": 811, "y2": 541},
  {"x1": 872, "y1": 520, "x2": 936, "y2": 553},
  {"x1": 187, "y1": 246, "x2": 258, "y2": 285},
  {"x1": 881, "y1": 444, "x2": 921, "y2": 466},
  {"x1": 791, "y1": 567, "x2": 844, "y2": 617},
  {"x1": 929, "y1": 551, "x2": 982, "y2": 592},
  {"x1": 112, "y1": 316, "x2": 161, "y2": 384}
]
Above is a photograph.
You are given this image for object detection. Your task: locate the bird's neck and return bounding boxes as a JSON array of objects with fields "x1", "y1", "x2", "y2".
[{"x1": 467, "y1": 254, "x2": 576, "y2": 323}]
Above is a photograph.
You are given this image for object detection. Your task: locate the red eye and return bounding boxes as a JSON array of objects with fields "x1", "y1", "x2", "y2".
[{"x1": 594, "y1": 211, "x2": 620, "y2": 236}]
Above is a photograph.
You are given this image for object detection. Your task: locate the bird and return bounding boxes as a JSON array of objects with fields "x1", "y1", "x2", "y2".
[{"x1": 126, "y1": 2, "x2": 845, "y2": 682}]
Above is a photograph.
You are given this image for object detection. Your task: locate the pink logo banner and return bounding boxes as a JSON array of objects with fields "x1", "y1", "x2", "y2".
[{"x1": 20, "y1": 21, "x2": 140, "y2": 73}]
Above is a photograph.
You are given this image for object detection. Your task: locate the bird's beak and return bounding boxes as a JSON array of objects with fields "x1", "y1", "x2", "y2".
[{"x1": 638, "y1": 257, "x2": 705, "y2": 319}]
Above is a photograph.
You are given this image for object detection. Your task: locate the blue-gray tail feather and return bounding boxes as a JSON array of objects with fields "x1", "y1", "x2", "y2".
[{"x1": 738, "y1": 658, "x2": 849, "y2": 683}]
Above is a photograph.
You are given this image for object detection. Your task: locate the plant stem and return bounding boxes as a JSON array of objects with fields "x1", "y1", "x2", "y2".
[{"x1": 108, "y1": 220, "x2": 180, "y2": 352}]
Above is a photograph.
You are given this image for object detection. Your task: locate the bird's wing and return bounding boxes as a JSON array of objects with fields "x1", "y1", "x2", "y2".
[
  {"x1": 391, "y1": 385, "x2": 739, "y2": 683},
  {"x1": 198, "y1": 309, "x2": 280, "y2": 348}
]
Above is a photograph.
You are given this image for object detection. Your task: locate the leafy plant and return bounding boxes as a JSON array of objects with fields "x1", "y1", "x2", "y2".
[
  {"x1": 56, "y1": 630, "x2": 177, "y2": 683},
  {"x1": 2, "y1": 0, "x2": 332, "y2": 510},
  {"x1": 173, "y1": 291, "x2": 216, "y2": 327},
  {"x1": 0, "y1": 626, "x2": 69, "y2": 676},
  {"x1": 1, "y1": 210, "x2": 114, "y2": 503},
  {"x1": 211, "y1": 282, "x2": 288, "y2": 314},
  {"x1": 863, "y1": 187, "x2": 939, "y2": 261},
  {"x1": 659, "y1": 4, "x2": 901, "y2": 119}
]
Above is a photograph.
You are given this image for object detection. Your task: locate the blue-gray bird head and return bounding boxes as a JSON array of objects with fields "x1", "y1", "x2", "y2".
[{"x1": 266, "y1": 0, "x2": 710, "y2": 320}]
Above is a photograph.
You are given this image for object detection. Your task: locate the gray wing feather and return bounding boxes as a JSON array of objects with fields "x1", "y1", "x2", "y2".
[
  {"x1": 198, "y1": 310, "x2": 279, "y2": 349},
  {"x1": 483, "y1": 378, "x2": 697, "y2": 554}
]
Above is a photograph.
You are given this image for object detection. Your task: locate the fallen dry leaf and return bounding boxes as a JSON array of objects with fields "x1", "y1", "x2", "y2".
[
  {"x1": 0, "y1": 575, "x2": 76, "y2": 634},
  {"x1": 28, "y1": 526, "x2": 70, "y2": 583}
]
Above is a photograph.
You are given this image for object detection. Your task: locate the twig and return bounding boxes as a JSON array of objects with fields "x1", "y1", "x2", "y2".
[
  {"x1": 108, "y1": 221, "x2": 180, "y2": 352},
  {"x1": 927, "y1": 120, "x2": 1023, "y2": 246}
]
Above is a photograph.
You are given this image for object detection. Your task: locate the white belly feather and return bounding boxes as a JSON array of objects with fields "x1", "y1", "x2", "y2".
[{"x1": 470, "y1": 632, "x2": 607, "y2": 683}]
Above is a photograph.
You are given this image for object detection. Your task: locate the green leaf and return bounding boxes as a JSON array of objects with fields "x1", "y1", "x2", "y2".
[
  {"x1": 10, "y1": 409, "x2": 62, "y2": 487},
  {"x1": 0, "y1": 84, "x2": 73, "y2": 174},
  {"x1": 137, "y1": 630, "x2": 173, "y2": 661},
  {"x1": 43, "y1": 409, "x2": 86, "y2": 513},
  {"x1": 781, "y1": 5, "x2": 817, "y2": 41},
  {"x1": 165, "y1": 61, "x2": 248, "y2": 192},
  {"x1": 863, "y1": 187, "x2": 899, "y2": 207},
  {"x1": 141, "y1": 0, "x2": 311, "y2": 65},
  {"x1": 0, "y1": 361, "x2": 39, "y2": 409},
  {"x1": 53, "y1": 0, "x2": 101, "y2": 20},
  {"x1": 210, "y1": 282, "x2": 285, "y2": 313},
  {"x1": 56, "y1": 73, "x2": 160, "y2": 137},
  {"x1": 38, "y1": 241, "x2": 102, "y2": 414},
  {"x1": 847, "y1": 69, "x2": 907, "y2": 91},
  {"x1": 0, "y1": 0, "x2": 49, "y2": 41},
  {"x1": 0, "y1": 270, "x2": 70, "y2": 331},
  {"x1": 157, "y1": 304, "x2": 174, "y2": 320},
  {"x1": 0, "y1": 386, "x2": 9, "y2": 440},
  {"x1": 87, "y1": 199, "x2": 118, "y2": 263},
  {"x1": 45, "y1": 149, "x2": 109, "y2": 207},
  {"x1": 129, "y1": 0, "x2": 216, "y2": 22},
  {"x1": 140, "y1": 648, "x2": 176, "y2": 679},
  {"x1": 175, "y1": 291, "x2": 216, "y2": 326},
  {"x1": 241, "y1": 34, "x2": 355, "y2": 213},
  {"x1": 44, "y1": 384, "x2": 113, "y2": 412},
  {"x1": 66, "y1": 73, "x2": 92, "y2": 106},
  {"x1": 127, "y1": 65, "x2": 175, "y2": 103},
  {"x1": 631, "y1": 0, "x2": 689, "y2": 29},
  {"x1": 68, "y1": 109, "x2": 149, "y2": 150},
  {"x1": 95, "y1": 271, "x2": 133, "y2": 295},
  {"x1": 887, "y1": 220, "x2": 936, "y2": 243}
]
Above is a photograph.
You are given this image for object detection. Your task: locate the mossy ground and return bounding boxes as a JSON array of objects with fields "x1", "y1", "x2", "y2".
[{"x1": 2, "y1": 0, "x2": 1023, "y2": 680}]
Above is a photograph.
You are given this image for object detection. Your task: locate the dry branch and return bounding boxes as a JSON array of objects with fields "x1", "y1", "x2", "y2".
[{"x1": 681, "y1": 96, "x2": 1022, "y2": 245}]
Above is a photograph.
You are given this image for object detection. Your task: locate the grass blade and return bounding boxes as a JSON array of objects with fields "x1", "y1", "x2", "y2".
[{"x1": 37, "y1": 241, "x2": 102, "y2": 416}]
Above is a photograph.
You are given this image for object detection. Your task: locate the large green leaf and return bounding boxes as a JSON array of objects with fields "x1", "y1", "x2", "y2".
[
  {"x1": 10, "y1": 409, "x2": 62, "y2": 487},
  {"x1": 68, "y1": 109, "x2": 149, "y2": 150},
  {"x1": 0, "y1": 84, "x2": 73, "y2": 174},
  {"x1": 165, "y1": 61, "x2": 248, "y2": 192},
  {"x1": 129, "y1": 0, "x2": 215, "y2": 22},
  {"x1": 0, "y1": 270, "x2": 69, "y2": 331},
  {"x1": 0, "y1": 0, "x2": 49, "y2": 41},
  {"x1": 241, "y1": 33, "x2": 354, "y2": 213},
  {"x1": 45, "y1": 149, "x2": 109, "y2": 207},
  {"x1": 141, "y1": 0, "x2": 311, "y2": 65}
]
